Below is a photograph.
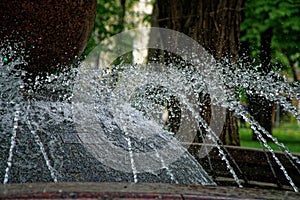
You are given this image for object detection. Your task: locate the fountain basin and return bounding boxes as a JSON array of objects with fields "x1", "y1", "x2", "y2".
[
  {"x1": 1, "y1": 182, "x2": 300, "y2": 199},
  {"x1": 190, "y1": 144, "x2": 300, "y2": 190},
  {"x1": 0, "y1": 0, "x2": 97, "y2": 74}
]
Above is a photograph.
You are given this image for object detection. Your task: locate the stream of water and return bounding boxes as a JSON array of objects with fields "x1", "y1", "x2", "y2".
[{"x1": 1, "y1": 34, "x2": 300, "y2": 191}]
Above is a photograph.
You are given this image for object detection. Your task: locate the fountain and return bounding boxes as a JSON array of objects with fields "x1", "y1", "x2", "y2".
[
  {"x1": 0, "y1": 1, "x2": 215, "y2": 188},
  {"x1": 0, "y1": 3, "x2": 300, "y2": 199},
  {"x1": 0, "y1": 28, "x2": 215, "y2": 186}
]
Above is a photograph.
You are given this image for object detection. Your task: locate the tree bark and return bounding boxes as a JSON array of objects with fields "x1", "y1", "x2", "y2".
[
  {"x1": 248, "y1": 27, "x2": 273, "y2": 140},
  {"x1": 152, "y1": 0, "x2": 244, "y2": 145},
  {"x1": 260, "y1": 28, "x2": 273, "y2": 74},
  {"x1": 119, "y1": 0, "x2": 126, "y2": 32},
  {"x1": 288, "y1": 57, "x2": 298, "y2": 82}
]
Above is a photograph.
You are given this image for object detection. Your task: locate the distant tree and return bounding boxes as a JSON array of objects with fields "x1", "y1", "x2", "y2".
[
  {"x1": 84, "y1": 0, "x2": 143, "y2": 60},
  {"x1": 85, "y1": 0, "x2": 140, "y2": 55},
  {"x1": 241, "y1": 0, "x2": 300, "y2": 80},
  {"x1": 240, "y1": 0, "x2": 300, "y2": 138},
  {"x1": 152, "y1": 0, "x2": 245, "y2": 145}
]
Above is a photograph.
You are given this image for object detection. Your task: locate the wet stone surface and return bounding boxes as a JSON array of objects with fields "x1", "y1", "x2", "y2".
[{"x1": 0, "y1": 101, "x2": 215, "y2": 185}]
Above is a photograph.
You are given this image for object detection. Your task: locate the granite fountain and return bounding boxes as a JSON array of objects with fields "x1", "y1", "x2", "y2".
[{"x1": 0, "y1": 1, "x2": 300, "y2": 199}]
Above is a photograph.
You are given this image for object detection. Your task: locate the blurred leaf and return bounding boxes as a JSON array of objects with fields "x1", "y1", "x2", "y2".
[{"x1": 241, "y1": 0, "x2": 300, "y2": 78}]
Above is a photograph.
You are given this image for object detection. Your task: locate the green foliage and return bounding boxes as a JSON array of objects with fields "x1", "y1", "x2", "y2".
[
  {"x1": 83, "y1": 0, "x2": 148, "y2": 61},
  {"x1": 94, "y1": 0, "x2": 124, "y2": 41},
  {"x1": 241, "y1": 0, "x2": 300, "y2": 76},
  {"x1": 83, "y1": 0, "x2": 125, "y2": 57},
  {"x1": 239, "y1": 121, "x2": 300, "y2": 152},
  {"x1": 93, "y1": 0, "x2": 141, "y2": 42}
]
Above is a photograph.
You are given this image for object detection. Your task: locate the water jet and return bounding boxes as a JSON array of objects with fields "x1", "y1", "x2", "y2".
[{"x1": 0, "y1": 4, "x2": 300, "y2": 199}]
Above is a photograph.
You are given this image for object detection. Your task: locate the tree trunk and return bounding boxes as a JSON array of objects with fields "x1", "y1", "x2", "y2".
[
  {"x1": 152, "y1": 0, "x2": 244, "y2": 145},
  {"x1": 119, "y1": 0, "x2": 126, "y2": 32},
  {"x1": 248, "y1": 27, "x2": 273, "y2": 140},
  {"x1": 260, "y1": 28, "x2": 273, "y2": 74},
  {"x1": 288, "y1": 57, "x2": 298, "y2": 82}
]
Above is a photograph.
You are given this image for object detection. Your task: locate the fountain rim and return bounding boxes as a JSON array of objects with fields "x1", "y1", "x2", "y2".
[
  {"x1": 189, "y1": 143, "x2": 300, "y2": 156},
  {"x1": 1, "y1": 182, "x2": 299, "y2": 199}
]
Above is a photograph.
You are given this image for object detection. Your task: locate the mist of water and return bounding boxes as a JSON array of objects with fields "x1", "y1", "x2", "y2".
[{"x1": 0, "y1": 46, "x2": 299, "y2": 191}]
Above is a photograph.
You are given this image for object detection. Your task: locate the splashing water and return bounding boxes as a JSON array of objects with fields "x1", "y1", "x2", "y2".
[
  {"x1": 0, "y1": 49, "x2": 215, "y2": 185},
  {"x1": 1, "y1": 41, "x2": 300, "y2": 192},
  {"x1": 71, "y1": 52, "x2": 299, "y2": 191},
  {"x1": 217, "y1": 61, "x2": 300, "y2": 192},
  {"x1": 3, "y1": 103, "x2": 20, "y2": 184}
]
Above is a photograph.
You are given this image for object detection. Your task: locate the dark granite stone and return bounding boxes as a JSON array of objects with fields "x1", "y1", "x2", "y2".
[
  {"x1": 0, "y1": 101, "x2": 215, "y2": 185},
  {"x1": 0, "y1": 0, "x2": 97, "y2": 74}
]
